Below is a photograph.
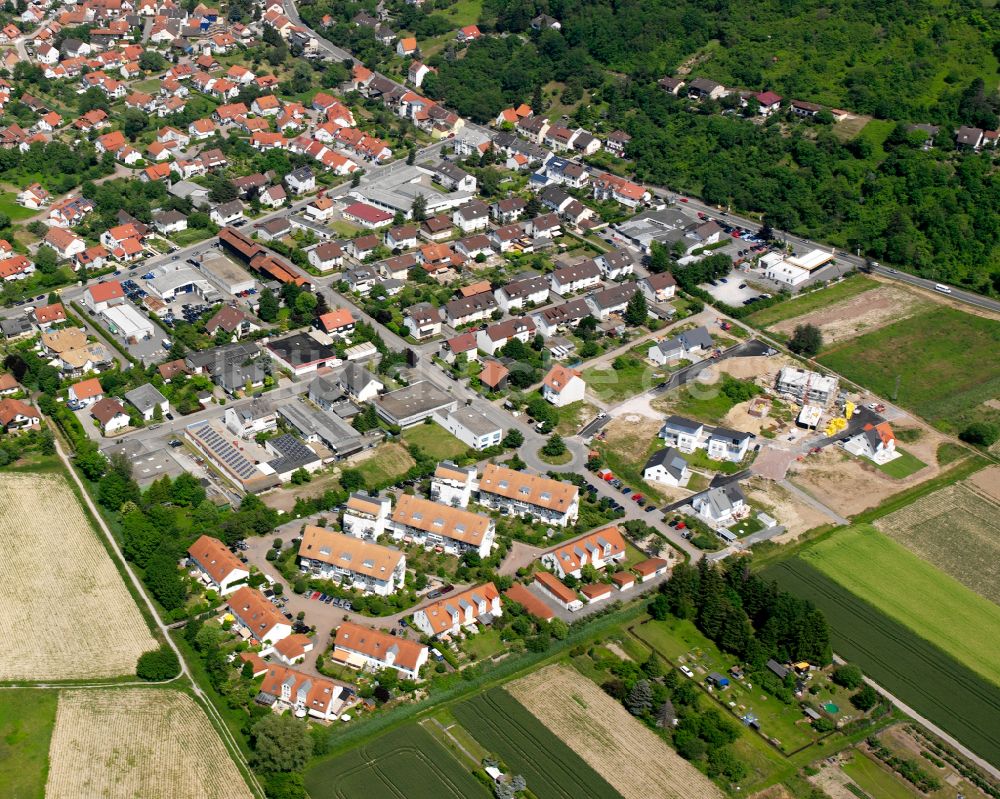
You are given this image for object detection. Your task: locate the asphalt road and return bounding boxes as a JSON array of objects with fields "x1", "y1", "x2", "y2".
[{"x1": 652, "y1": 338, "x2": 772, "y2": 394}]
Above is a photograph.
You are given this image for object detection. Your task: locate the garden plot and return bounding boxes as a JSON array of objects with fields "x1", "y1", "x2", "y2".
[
  {"x1": 771, "y1": 285, "x2": 929, "y2": 344},
  {"x1": 45, "y1": 688, "x2": 252, "y2": 799},
  {"x1": 508, "y1": 664, "x2": 722, "y2": 799},
  {"x1": 875, "y1": 481, "x2": 1000, "y2": 604},
  {"x1": 0, "y1": 472, "x2": 155, "y2": 680}
]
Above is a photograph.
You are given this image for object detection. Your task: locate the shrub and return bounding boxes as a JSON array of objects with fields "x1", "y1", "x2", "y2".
[{"x1": 136, "y1": 645, "x2": 181, "y2": 681}]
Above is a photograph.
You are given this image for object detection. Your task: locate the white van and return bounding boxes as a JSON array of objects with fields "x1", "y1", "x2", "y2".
[{"x1": 934, "y1": 283, "x2": 952, "y2": 294}]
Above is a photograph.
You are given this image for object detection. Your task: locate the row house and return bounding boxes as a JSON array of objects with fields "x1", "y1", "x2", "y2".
[
  {"x1": 476, "y1": 315, "x2": 535, "y2": 357},
  {"x1": 540, "y1": 525, "x2": 627, "y2": 579},
  {"x1": 430, "y1": 461, "x2": 478, "y2": 507},
  {"x1": 332, "y1": 622, "x2": 428, "y2": 680},
  {"x1": 412, "y1": 582, "x2": 501, "y2": 639},
  {"x1": 297, "y1": 525, "x2": 405, "y2": 596},
  {"x1": 443, "y1": 290, "x2": 496, "y2": 327},
  {"x1": 550, "y1": 258, "x2": 601, "y2": 295},
  {"x1": 477, "y1": 463, "x2": 580, "y2": 528},
  {"x1": 494, "y1": 274, "x2": 549, "y2": 312},
  {"x1": 390, "y1": 494, "x2": 495, "y2": 558},
  {"x1": 532, "y1": 297, "x2": 592, "y2": 337}
]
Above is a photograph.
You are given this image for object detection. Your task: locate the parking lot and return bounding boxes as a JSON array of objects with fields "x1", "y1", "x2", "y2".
[{"x1": 700, "y1": 273, "x2": 764, "y2": 306}]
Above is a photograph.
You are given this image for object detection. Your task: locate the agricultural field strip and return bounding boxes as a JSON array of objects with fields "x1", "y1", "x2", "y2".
[
  {"x1": 45, "y1": 688, "x2": 253, "y2": 799},
  {"x1": 0, "y1": 473, "x2": 156, "y2": 681},
  {"x1": 453, "y1": 688, "x2": 622, "y2": 799},
  {"x1": 304, "y1": 724, "x2": 488, "y2": 799},
  {"x1": 799, "y1": 525, "x2": 1000, "y2": 685},
  {"x1": 764, "y1": 558, "x2": 1000, "y2": 768},
  {"x1": 874, "y1": 482, "x2": 1000, "y2": 605},
  {"x1": 507, "y1": 664, "x2": 723, "y2": 799}
]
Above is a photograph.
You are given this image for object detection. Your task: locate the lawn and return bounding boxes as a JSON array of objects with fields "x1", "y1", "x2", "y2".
[
  {"x1": 746, "y1": 274, "x2": 878, "y2": 328},
  {"x1": 555, "y1": 400, "x2": 599, "y2": 437},
  {"x1": 329, "y1": 220, "x2": 361, "y2": 237},
  {"x1": 816, "y1": 307, "x2": 1000, "y2": 435},
  {"x1": 452, "y1": 688, "x2": 620, "y2": 799},
  {"x1": 0, "y1": 689, "x2": 57, "y2": 799},
  {"x1": 842, "y1": 752, "x2": 918, "y2": 799},
  {"x1": 170, "y1": 226, "x2": 216, "y2": 247},
  {"x1": 594, "y1": 432, "x2": 674, "y2": 504},
  {"x1": 437, "y1": 0, "x2": 482, "y2": 26},
  {"x1": 875, "y1": 448, "x2": 926, "y2": 479},
  {"x1": 402, "y1": 423, "x2": 469, "y2": 461},
  {"x1": 583, "y1": 357, "x2": 663, "y2": 404},
  {"x1": 354, "y1": 442, "x2": 416, "y2": 489},
  {"x1": 683, "y1": 446, "x2": 747, "y2": 475},
  {"x1": 763, "y1": 555, "x2": 1000, "y2": 767},
  {"x1": 303, "y1": 723, "x2": 488, "y2": 799},
  {"x1": 797, "y1": 525, "x2": 1000, "y2": 685},
  {"x1": 0, "y1": 193, "x2": 41, "y2": 221},
  {"x1": 654, "y1": 383, "x2": 740, "y2": 426},
  {"x1": 462, "y1": 627, "x2": 505, "y2": 660}
]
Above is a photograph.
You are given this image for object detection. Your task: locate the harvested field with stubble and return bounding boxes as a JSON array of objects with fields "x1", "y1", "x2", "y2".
[
  {"x1": 508, "y1": 664, "x2": 723, "y2": 799},
  {"x1": 45, "y1": 689, "x2": 252, "y2": 799},
  {"x1": 875, "y1": 481, "x2": 1000, "y2": 605},
  {"x1": 0, "y1": 472, "x2": 155, "y2": 681}
]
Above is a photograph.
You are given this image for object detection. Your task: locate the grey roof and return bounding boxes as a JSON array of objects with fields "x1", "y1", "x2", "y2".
[
  {"x1": 766, "y1": 659, "x2": 789, "y2": 679},
  {"x1": 600, "y1": 250, "x2": 633, "y2": 271},
  {"x1": 441, "y1": 407, "x2": 501, "y2": 437},
  {"x1": 663, "y1": 415, "x2": 703, "y2": 435},
  {"x1": 276, "y1": 400, "x2": 363, "y2": 456},
  {"x1": 185, "y1": 342, "x2": 266, "y2": 393},
  {"x1": 214, "y1": 199, "x2": 243, "y2": 217},
  {"x1": 308, "y1": 374, "x2": 345, "y2": 405},
  {"x1": 288, "y1": 166, "x2": 314, "y2": 182},
  {"x1": 375, "y1": 381, "x2": 456, "y2": 424},
  {"x1": 154, "y1": 209, "x2": 187, "y2": 225},
  {"x1": 552, "y1": 258, "x2": 601, "y2": 284},
  {"x1": 502, "y1": 275, "x2": 549, "y2": 299},
  {"x1": 124, "y1": 383, "x2": 168, "y2": 414},
  {"x1": 1, "y1": 317, "x2": 33, "y2": 337},
  {"x1": 433, "y1": 161, "x2": 470, "y2": 183},
  {"x1": 643, "y1": 447, "x2": 688, "y2": 479},
  {"x1": 711, "y1": 426, "x2": 753, "y2": 444},
  {"x1": 696, "y1": 484, "x2": 748, "y2": 518},
  {"x1": 266, "y1": 433, "x2": 319, "y2": 474},
  {"x1": 588, "y1": 281, "x2": 639, "y2": 310},
  {"x1": 266, "y1": 332, "x2": 336, "y2": 368},
  {"x1": 656, "y1": 326, "x2": 713, "y2": 356},
  {"x1": 335, "y1": 362, "x2": 380, "y2": 397}
]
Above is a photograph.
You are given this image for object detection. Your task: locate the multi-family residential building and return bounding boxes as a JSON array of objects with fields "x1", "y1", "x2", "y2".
[
  {"x1": 258, "y1": 663, "x2": 346, "y2": 721},
  {"x1": 297, "y1": 526, "x2": 405, "y2": 596},
  {"x1": 540, "y1": 525, "x2": 627, "y2": 579},
  {"x1": 430, "y1": 461, "x2": 478, "y2": 508},
  {"x1": 477, "y1": 464, "x2": 579, "y2": 527},
  {"x1": 550, "y1": 259, "x2": 601, "y2": 294},
  {"x1": 658, "y1": 415, "x2": 754, "y2": 463},
  {"x1": 775, "y1": 366, "x2": 839, "y2": 406},
  {"x1": 341, "y1": 493, "x2": 393, "y2": 540},
  {"x1": 436, "y1": 407, "x2": 503, "y2": 451},
  {"x1": 188, "y1": 534, "x2": 249, "y2": 594},
  {"x1": 390, "y1": 494, "x2": 495, "y2": 558},
  {"x1": 412, "y1": 582, "x2": 502, "y2": 638},
  {"x1": 494, "y1": 275, "x2": 549, "y2": 312},
  {"x1": 332, "y1": 621, "x2": 429, "y2": 679}
]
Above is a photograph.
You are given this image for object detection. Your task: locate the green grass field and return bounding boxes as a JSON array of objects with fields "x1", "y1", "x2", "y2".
[
  {"x1": 763, "y1": 556, "x2": 1000, "y2": 767},
  {"x1": 0, "y1": 689, "x2": 57, "y2": 799},
  {"x1": 0, "y1": 193, "x2": 41, "y2": 221},
  {"x1": 875, "y1": 449, "x2": 927, "y2": 479},
  {"x1": 583, "y1": 357, "x2": 662, "y2": 403},
  {"x1": 402, "y1": 423, "x2": 469, "y2": 461},
  {"x1": 798, "y1": 525, "x2": 1000, "y2": 684},
  {"x1": 842, "y1": 751, "x2": 918, "y2": 799},
  {"x1": 817, "y1": 307, "x2": 1000, "y2": 435},
  {"x1": 354, "y1": 442, "x2": 416, "y2": 489},
  {"x1": 452, "y1": 688, "x2": 621, "y2": 799},
  {"x1": 746, "y1": 275, "x2": 878, "y2": 328},
  {"x1": 303, "y1": 723, "x2": 488, "y2": 799}
]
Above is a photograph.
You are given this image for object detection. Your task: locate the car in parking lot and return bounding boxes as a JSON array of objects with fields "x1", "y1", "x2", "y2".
[
  {"x1": 631, "y1": 492, "x2": 643, "y2": 501},
  {"x1": 645, "y1": 505, "x2": 657, "y2": 513},
  {"x1": 620, "y1": 485, "x2": 632, "y2": 494}
]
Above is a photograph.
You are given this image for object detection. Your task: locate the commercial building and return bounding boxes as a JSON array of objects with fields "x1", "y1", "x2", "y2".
[
  {"x1": 435, "y1": 407, "x2": 503, "y2": 451},
  {"x1": 275, "y1": 400, "x2": 363, "y2": 459},
  {"x1": 374, "y1": 381, "x2": 457, "y2": 427},
  {"x1": 266, "y1": 332, "x2": 339, "y2": 376},
  {"x1": 101, "y1": 303, "x2": 155, "y2": 342}
]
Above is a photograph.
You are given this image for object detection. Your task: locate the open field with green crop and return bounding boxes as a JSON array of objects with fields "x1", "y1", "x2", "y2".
[
  {"x1": 816, "y1": 307, "x2": 1000, "y2": 434},
  {"x1": 304, "y1": 723, "x2": 487, "y2": 799},
  {"x1": 453, "y1": 687, "x2": 621, "y2": 799},
  {"x1": 401, "y1": 423, "x2": 469, "y2": 461},
  {"x1": 841, "y1": 751, "x2": 918, "y2": 799},
  {"x1": 874, "y1": 481, "x2": 1000, "y2": 605},
  {"x1": 0, "y1": 689, "x2": 56, "y2": 799},
  {"x1": 796, "y1": 525, "x2": 1000, "y2": 684},
  {"x1": 764, "y1": 557, "x2": 1000, "y2": 768},
  {"x1": 746, "y1": 275, "x2": 878, "y2": 328}
]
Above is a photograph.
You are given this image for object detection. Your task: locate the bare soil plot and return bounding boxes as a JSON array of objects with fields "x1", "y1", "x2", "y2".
[
  {"x1": 875, "y1": 481, "x2": 1000, "y2": 605},
  {"x1": 748, "y1": 787, "x2": 797, "y2": 799},
  {"x1": 789, "y1": 447, "x2": 939, "y2": 517},
  {"x1": 0, "y1": 473, "x2": 155, "y2": 681},
  {"x1": 742, "y1": 476, "x2": 831, "y2": 539},
  {"x1": 771, "y1": 285, "x2": 930, "y2": 344},
  {"x1": 750, "y1": 445, "x2": 799, "y2": 481},
  {"x1": 508, "y1": 664, "x2": 722, "y2": 799},
  {"x1": 46, "y1": 688, "x2": 253, "y2": 799},
  {"x1": 966, "y1": 465, "x2": 1000, "y2": 503},
  {"x1": 262, "y1": 470, "x2": 343, "y2": 512}
]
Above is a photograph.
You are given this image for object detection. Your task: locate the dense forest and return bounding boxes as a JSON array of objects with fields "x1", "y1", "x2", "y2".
[{"x1": 479, "y1": 0, "x2": 999, "y2": 123}]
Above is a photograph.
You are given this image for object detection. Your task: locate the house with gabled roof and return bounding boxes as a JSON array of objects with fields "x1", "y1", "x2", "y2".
[
  {"x1": 188, "y1": 534, "x2": 249, "y2": 594},
  {"x1": 478, "y1": 464, "x2": 579, "y2": 527},
  {"x1": 227, "y1": 586, "x2": 292, "y2": 647},
  {"x1": 298, "y1": 526, "x2": 405, "y2": 596},
  {"x1": 844, "y1": 421, "x2": 898, "y2": 464},
  {"x1": 332, "y1": 621, "x2": 428, "y2": 680},
  {"x1": 413, "y1": 582, "x2": 501, "y2": 639},
  {"x1": 540, "y1": 525, "x2": 626, "y2": 579},
  {"x1": 541, "y1": 364, "x2": 585, "y2": 407},
  {"x1": 390, "y1": 494, "x2": 495, "y2": 558}
]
